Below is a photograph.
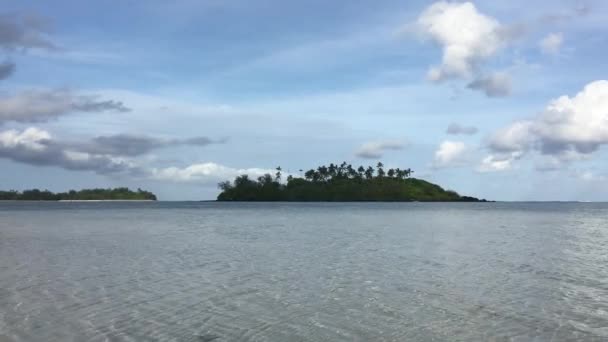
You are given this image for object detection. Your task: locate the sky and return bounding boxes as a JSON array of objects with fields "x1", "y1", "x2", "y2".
[{"x1": 0, "y1": 0, "x2": 607, "y2": 201}]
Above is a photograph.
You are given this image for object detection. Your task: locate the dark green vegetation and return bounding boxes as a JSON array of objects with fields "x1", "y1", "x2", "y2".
[
  {"x1": 218, "y1": 162, "x2": 486, "y2": 202},
  {"x1": 0, "y1": 187, "x2": 157, "y2": 201}
]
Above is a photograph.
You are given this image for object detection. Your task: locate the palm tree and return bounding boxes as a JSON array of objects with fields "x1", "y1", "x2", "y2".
[
  {"x1": 357, "y1": 166, "x2": 365, "y2": 179},
  {"x1": 387, "y1": 168, "x2": 395, "y2": 178},
  {"x1": 304, "y1": 169, "x2": 315, "y2": 181},
  {"x1": 365, "y1": 166, "x2": 374, "y2": 180},
  {"x1": 234, "y1": 175, "x2": 251, "y2": 187},
  {"x1": 394, "y1": 168, "x2": 401, "y2": 179},
  {"x1": 317, "y1": 165, "x2": 329, "y2": 181},
  {"x1": 218, "y1": 181, "x2": 232, "y2": 191},
  {"x1": 376, "y1": 162, "x2": 385, "y2": 178},
  {"x1": 347, "y1": 164, "x2": 357, "y2": 179},
  {"x1": 338, "y1": 161, "x2": 348, "y2": 178},
  {"x1": 312, "y1": 171, "x2": 321, "y2": 183},
  {"x1": 328, "y1": 163, "x2": 337, "y2": 179},
  {"x1": 258, "y1": 174, "x2": 273, "y2": 186}
]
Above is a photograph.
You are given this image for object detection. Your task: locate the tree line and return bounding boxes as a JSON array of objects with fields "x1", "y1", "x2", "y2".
[
  {"x1": 300, "y1": 162, "x2": 412, "y2": 182},
  {"x1": 0, "y1": 187, "x2": 157, "y2": 201}
]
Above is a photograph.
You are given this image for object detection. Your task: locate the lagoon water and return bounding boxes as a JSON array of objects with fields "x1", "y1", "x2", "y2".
[{"x1": 0, "y1": 202, "x2": 607, "y2": 341}]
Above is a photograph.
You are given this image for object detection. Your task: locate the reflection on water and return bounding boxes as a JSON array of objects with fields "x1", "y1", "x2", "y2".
[{"x1": 0, "y1": 202, "x2": 607, "y2": 341}]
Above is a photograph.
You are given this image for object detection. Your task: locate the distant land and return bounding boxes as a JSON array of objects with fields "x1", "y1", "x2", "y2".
[
  {"x1": 0, "y1": 188, "x2": 157, "y2": 201},
  {"x1": 217, "y1": 162, "x2": 487, "y2": 202}
]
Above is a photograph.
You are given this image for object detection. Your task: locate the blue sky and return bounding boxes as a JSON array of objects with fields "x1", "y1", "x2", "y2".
[{"x1": 0, "y1": 0, "x2": 607, "y2": 200}]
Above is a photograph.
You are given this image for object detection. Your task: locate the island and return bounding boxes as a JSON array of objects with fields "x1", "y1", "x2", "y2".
[
  {"x1": 0, "y1": 187, "x2": 157, "y2": 201},
  {"x1": 217, "y1": 162, "x2": 487, "y2": 202}
]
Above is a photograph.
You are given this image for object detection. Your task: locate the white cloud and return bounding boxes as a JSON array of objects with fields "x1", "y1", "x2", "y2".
[
  {"x1": 467, "y1": 72, "x2": 511, "y2": 97},
  {"x1": 484, "y1": 80, "x2": 608, "y2": 169},
  {"x1": 534, "y1": 80, "x2": 608, "y2": 154},
  {"x1": 540, "y1": 32, "x2": 563, "y2": 54},
  {"x1": 150, "y1": 163, "x2": 278, "y2": 184},
  {"x1": 0, "y1": 127, "x2": 50, "y2": 151},
  {"x1": 416, "y1": 1, "x2": 506, "y2": 82},
  {"x1": 488, "y1": 120, "x2": 535, "y2": 153},
  {"x1": 476, "y1": 152, "x2": 521, "y2": 173},
  {"x1": 433, "y1": 140, "x2": 468, "y2": 168},
  {"x1": 355, "y1": 140, "x2": 406, "y2": 159}
]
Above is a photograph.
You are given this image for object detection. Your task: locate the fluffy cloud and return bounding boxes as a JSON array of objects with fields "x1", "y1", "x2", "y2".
[
  {"x1": 433, "y1": 140, "x2": 468, "y2": 168},
  {"x1": 467, "y1": 72, "x2": 511, "y2": 97},
  {"x1": 416, "y1": 2, "x2": 506, "y2": 82},
  {"x1": 0, "y1": 127, "x2": 50, "y2": 151},
  {"x1": 535, "y1": 81, "x2": 608, "y2": 155},
  {"x1": 150, "y1": 163, "x2": 278, "y2": 184},
  {"x1": 446, "y1": 123, "x2": 478, "y2": 135},
  {"x1": 0, "y1": 13, "x2": 56, "y2": 50},
  {"x1": 488, "y1": 120, "x2": 535, "y2": 153},
  {"x1": 0, "y1": 89, "x2": 130, "y2": 124},
  {"x1": 540, "y1": 33, "x2": 563, "y2": 54},
  {"x1": 483, "y1": 80, "x2": 608, "y2": 170},
  {"x1": 355, "y1": 140, "x2": 406, "y2": 159},
  {"x1": 0, "y1": 61, "x2": 15, "y2": 80}
]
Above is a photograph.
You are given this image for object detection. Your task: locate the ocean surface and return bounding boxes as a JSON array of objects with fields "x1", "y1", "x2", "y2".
[{"x1": 0, "y1": 202, "x2": 607, "y2": 341}]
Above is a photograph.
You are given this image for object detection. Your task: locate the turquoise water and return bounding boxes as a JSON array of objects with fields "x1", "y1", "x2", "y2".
[{"x1": 1, "y1": 202, "x2": 607, "y2": 341}]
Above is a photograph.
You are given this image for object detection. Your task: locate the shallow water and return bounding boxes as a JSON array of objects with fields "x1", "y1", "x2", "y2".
[{"x1": 0, "y1": 202, "x2": 607, "y2": 341}]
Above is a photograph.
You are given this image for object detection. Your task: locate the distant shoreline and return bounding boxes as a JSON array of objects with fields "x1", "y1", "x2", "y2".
[
  {"x1": 0, "y1": 187, "x2": 157, "y2": 201},
  {"x1": 58, "y1": 200, "x2": 156, "y2": 202},
  {"x1": 0, "y1": 199, "x2": 156, "y2": 202}
]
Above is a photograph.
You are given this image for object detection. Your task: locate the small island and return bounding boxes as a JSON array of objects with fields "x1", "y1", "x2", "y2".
[
  {"x1": 0, "y1": 187, "x2": 157, "y2": 201},
  {"x1": 217, "y1": 162, "x2": 486, "y2": 202}
]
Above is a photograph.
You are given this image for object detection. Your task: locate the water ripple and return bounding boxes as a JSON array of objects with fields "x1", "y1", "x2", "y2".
[{"x1": 1, "y1": 202, "x2": 607, "y2": 341}]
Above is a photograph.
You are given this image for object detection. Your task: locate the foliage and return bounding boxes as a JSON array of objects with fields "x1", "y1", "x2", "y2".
[
  {"x1": 217, "y1": 162, "x2": 485, "y2": 202},
  {"x1": 0, "y1": 187, "x2": 157, "y2": 201}
]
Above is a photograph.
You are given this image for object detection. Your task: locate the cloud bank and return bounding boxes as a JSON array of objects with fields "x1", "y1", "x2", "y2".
[
  {"x1": 0, "y1": 127, "x2": 223, "y2": 175},
  {"x1": 0, "y1": 127, "x2": 142, "y2": 175}
]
